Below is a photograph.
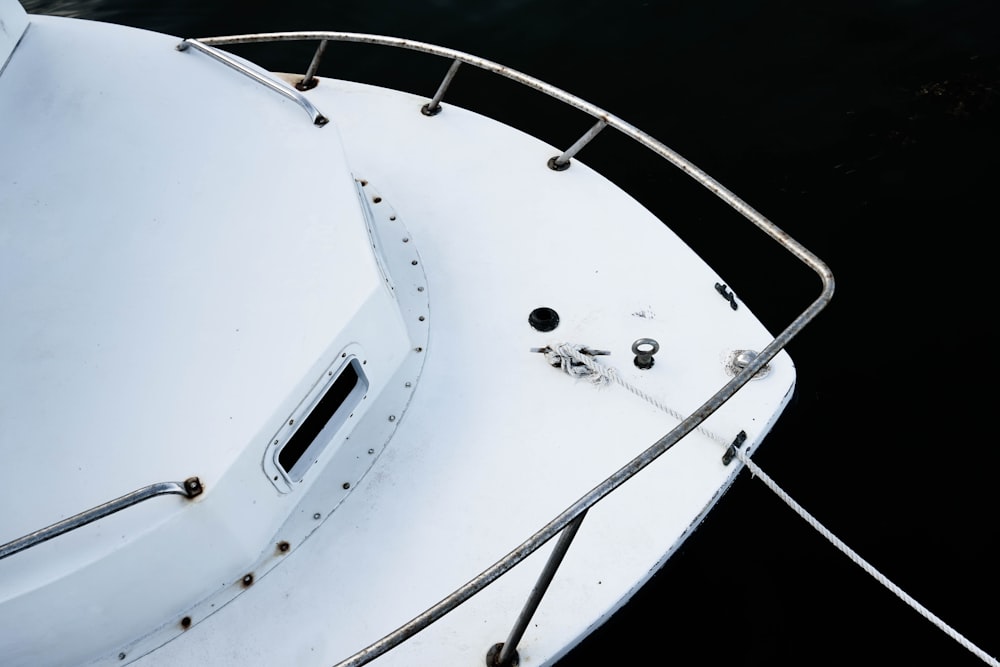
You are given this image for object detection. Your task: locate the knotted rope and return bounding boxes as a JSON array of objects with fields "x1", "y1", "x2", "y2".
[{"x1": 539, "y1": 343, "x2": 729, "y2": 445}]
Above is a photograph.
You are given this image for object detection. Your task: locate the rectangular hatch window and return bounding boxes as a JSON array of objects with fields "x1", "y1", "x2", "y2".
[{"x1": 278, "y1": 358, "x2": 368, "y2": 483}]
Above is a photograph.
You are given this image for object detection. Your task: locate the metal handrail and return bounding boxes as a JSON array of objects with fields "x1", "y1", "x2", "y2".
[
  {"x1": 176, "y1": 39, "x2": 329, "y2": 126},
  {"x1": 0, "y1": 477, "x2": 203, "y2": 561},
  {"x1": 187, "y1": 32, "x2": 835, "y2": 667}
]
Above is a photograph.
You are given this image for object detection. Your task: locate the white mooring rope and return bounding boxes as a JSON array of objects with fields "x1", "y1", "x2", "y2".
[
  {"x1": 543, "y1": 343, "x2": 999, "y2": 667},
  {"x1": 540, "y1": 344, "x2": 729, "y2": 445}
]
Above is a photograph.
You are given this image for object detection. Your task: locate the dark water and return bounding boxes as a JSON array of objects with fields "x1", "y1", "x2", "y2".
[{"x1": 20, "y1": 1, "x2": 999, "y2": 664}]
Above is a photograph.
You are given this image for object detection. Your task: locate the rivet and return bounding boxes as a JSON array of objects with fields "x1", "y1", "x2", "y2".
[
  {"x1": 415, "y1": 347, "x2": 423, "y2": 353},
  {"x1": 368, "y1": 448, "x2": 375, "y2": 455},
  {"x1": 119, "y1": 653, "x2": 126, "y2": 661},
  {"x1": 342, "y1": 482, "x2": 351, "y2": 490},
  {"x1": 417, "y1": 286, "x2": 425, "y2": 292},
  {"x1": 411, "y1": 260, "x2": 418, "y2": 266},
  {"x1": 181, "y1": 616, "x2": 192, "y2": 629},
  {"x1": 402, "y1": 237, "x2": 410, "y2": 243},
  {"x1": 418, "y1": 315, "x2": 425, "y2": 321},
  {"x1": 242, "y1": 574, "x2": 254, "y2": 587},
  {"x1": 313, "y1": 512, "x2": 321, "y2": 520},
  {"x1": 388, "y1": 415, "x2": 397, "y2": 422},
  {"x1": 405, "y1": 381, "x2": 412, "y2": 387},
  {"x1": 278, "y1": 541, "x2": 290, "y2": 553}
]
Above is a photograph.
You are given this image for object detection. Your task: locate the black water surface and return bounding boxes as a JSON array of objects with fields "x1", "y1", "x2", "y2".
[{"x1": 20, "y1": 1, "x2": 999, "y2": 664}]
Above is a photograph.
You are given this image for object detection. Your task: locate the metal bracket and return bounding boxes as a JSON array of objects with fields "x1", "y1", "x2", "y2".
[
  {"x1": 722, "y1": 430, "x2": 747, "y2": 465},
  {"x1": 715, "y1": 282, "x2": 738, "y2": 310},
  {"x1": 530, "y1": 345, "x2": 610, "y2": 369}
]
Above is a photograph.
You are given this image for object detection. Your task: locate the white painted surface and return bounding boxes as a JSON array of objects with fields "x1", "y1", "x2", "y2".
[
  {"x1": 0, "y1": 14, "x2": 418, "y2": 666},
  {"x1": 0, "y1": 0, "x2": 26, "y2": 73},
  {"x1": 0, "y1": 9, "x2": 795, "y2": 667}
]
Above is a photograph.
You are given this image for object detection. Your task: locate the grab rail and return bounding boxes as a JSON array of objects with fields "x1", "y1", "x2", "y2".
[
  {"x1": 0, "y1": 477, "x2": 203, "y2": 561},
  {"x1": 176, "y1": 39, "x2": 329, "y2": 126},
  {"x1": 185, "y1": 32, "x2": 835, "y2": 667}
]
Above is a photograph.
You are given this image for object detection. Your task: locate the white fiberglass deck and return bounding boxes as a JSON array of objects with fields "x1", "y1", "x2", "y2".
[
  {"x1": 0, "y1": 8, "x2": 800, "y2": 667},
  {"x1": 123, "y1": 77, "x2": 794, "y2": 667}
]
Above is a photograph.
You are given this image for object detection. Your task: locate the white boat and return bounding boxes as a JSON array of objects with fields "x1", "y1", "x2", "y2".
[{"x1": 0, "y1": 1, "x2": 833, "y2": 665}]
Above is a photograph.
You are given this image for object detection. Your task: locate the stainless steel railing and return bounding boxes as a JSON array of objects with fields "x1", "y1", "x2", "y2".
[
  {"x1": 176, "y1": 38, "x2": 329, "y2": 125},
  {"x1": 0, "y1": 477, "x2": 203, "y2": 561},
  {"x1": 180, "y1": 32, "x2": 835, "y2": 667}
]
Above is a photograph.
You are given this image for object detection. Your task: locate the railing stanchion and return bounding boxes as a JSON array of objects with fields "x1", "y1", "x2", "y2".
[
  {"x1": 297, "y1": 38, "x2": 328, "y2": 90},
  {"x1": 548, "y1": 118, "x2": 608, "y2": 171},
  {"x1": 421, "y1": 58, "x2": 462, "y2": 116},
  {"x1": 490, "y1": 510, "x2": 589, "y2": 666}
]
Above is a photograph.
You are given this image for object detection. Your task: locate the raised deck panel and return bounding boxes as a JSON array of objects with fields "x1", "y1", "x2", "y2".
[{"x1": 0, "y1": 15, "x2": 417, "y2": 666}]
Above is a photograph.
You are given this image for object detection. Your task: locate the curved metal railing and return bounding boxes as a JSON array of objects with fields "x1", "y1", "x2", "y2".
[
  {"x1": 182, "y1": 32, "x2": 835, "y2": 667},
  {"x1": 0, "y1": 477, "x2": 203, "y2": 561}
]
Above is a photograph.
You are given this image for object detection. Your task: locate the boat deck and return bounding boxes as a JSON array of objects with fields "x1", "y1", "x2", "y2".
[
  {"x1": 0, "y1": 13, "x2": 804, "y2": 667},
  {"x1": 127, "y1": 77, "x2": 794, "y2": 665}
]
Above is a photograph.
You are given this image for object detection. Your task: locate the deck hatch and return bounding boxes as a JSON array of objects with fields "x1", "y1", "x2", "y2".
[{"x1": 278, "y1": 358, "x2": 368, "y2": 483}]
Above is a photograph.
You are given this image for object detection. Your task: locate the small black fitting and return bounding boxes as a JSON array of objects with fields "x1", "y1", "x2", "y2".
[
  {"x1": 715, "y1": 282, "x2": 738, "y2": 310},
  {"x1": 528, "y1": 307, "x2": 560, "y2": 332},
  {"x1": 547, "y1": 156, "x2": 570, "y2": 171},
  {"x1": 296, "y1": 77, "x2": 319, "y2": 91},
  {"x1": 722, "y1": 430, "x2": 748, "y2": 465},
  {"x1": 486, "y1": 643, "x2": 519, "y2": 666},
  {"x1": 184, "y1": 477, "x2": 203, "y2": 498}
]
